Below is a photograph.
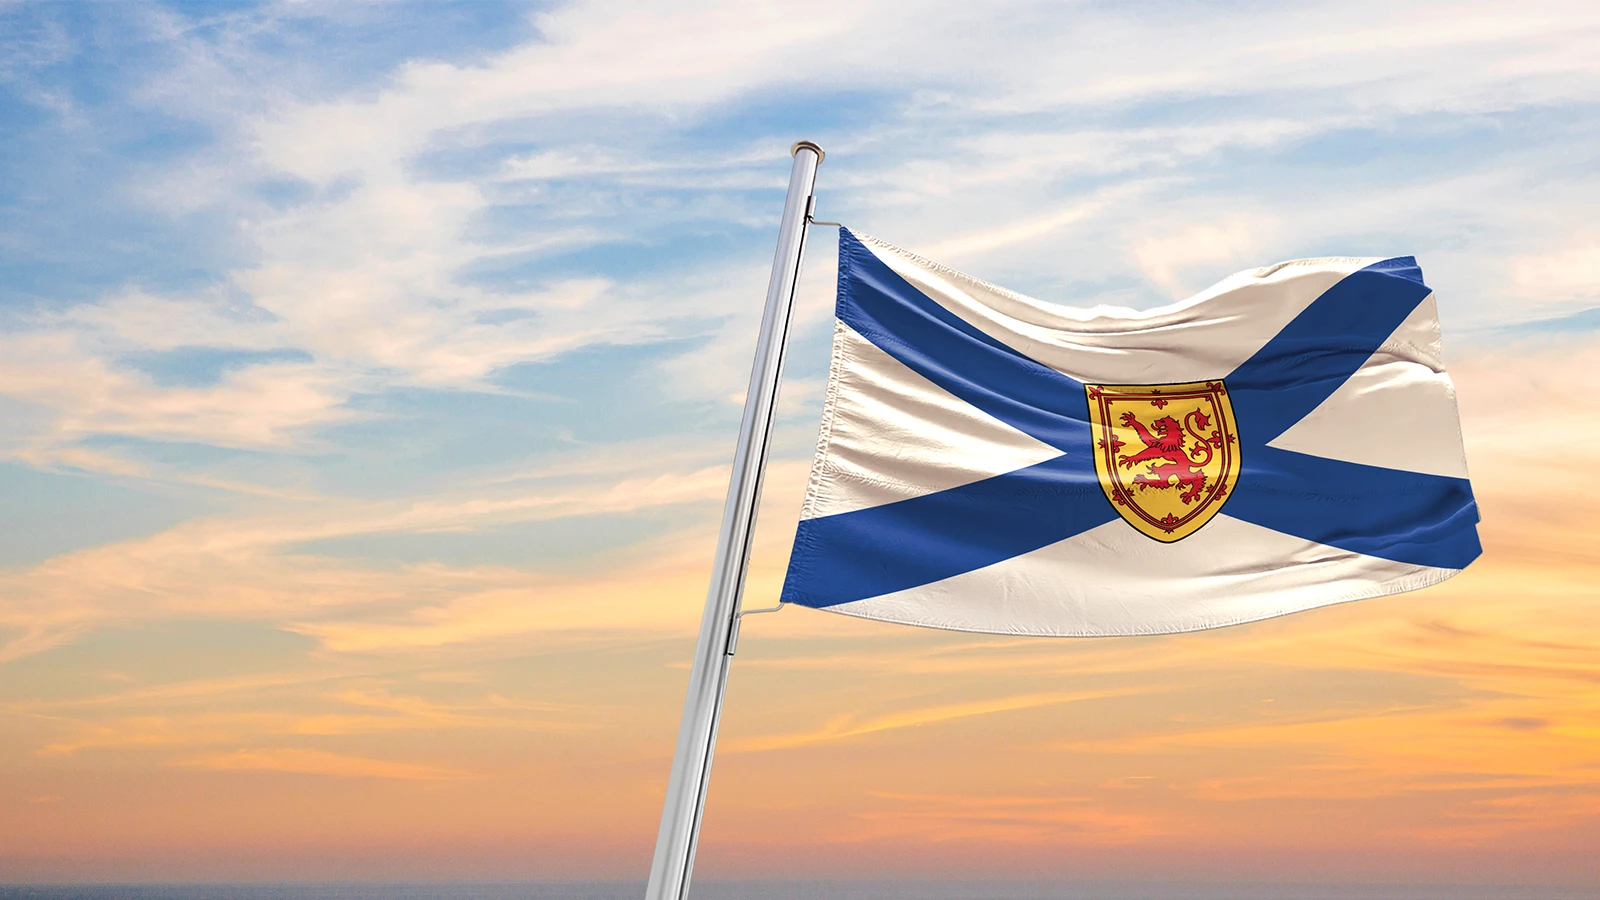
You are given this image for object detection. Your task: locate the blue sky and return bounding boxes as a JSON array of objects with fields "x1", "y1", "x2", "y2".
[
  {"x1": 2, "y1": 0, "x2": 1599, "y2": 883},
  {"x1": 3, "y1": 3, "x2": 1594, "y2": 563}
]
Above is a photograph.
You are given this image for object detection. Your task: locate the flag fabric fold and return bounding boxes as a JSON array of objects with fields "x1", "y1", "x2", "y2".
[{"x1": 779, "y1": 228, "x2": 1481, "y2": 636}]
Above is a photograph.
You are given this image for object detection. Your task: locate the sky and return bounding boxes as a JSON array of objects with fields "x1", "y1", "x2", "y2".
[{"x1": 1, "y1": 0, "x2": 1599, "y2": 887}]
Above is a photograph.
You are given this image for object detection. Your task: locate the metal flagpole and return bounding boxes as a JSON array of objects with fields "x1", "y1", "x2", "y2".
[{"x1": 643, "y1": 140, "x2": 824, "y2": 900}]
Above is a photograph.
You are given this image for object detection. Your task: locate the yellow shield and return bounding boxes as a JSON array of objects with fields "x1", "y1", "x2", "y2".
[{"x1": 1085, "y1": 380, "x2": 1239, "y2": 542}]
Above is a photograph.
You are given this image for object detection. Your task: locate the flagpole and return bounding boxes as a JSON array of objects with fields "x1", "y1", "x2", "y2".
[{"x1": 643, "y1": 141, "x2": 824, "y2": 900}]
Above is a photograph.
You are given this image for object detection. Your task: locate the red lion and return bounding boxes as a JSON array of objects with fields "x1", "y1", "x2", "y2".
[{"x1": 1117, "y1": 411, "x2": 1208, "y2": 504}]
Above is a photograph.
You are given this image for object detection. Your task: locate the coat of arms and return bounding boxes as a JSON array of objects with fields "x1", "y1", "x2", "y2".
[{"x1": 1085, "y1": 380, "x2": 1239, "y2": 542}]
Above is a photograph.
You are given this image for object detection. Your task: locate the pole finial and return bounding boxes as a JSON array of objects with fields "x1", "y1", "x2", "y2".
[{"x1": 791, "y1": 140, "x2": 825, "y2": 163}]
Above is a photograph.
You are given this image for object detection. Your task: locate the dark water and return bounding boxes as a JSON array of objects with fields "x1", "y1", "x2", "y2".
[{"x1": 0, "y1": 883, "x2": 1594, "y2": 900}]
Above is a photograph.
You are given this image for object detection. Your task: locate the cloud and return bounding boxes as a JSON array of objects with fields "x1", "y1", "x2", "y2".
[
  {"x1": 726, "y1": 688, "x2": 1144, "y2": 753},
  {"x1": 1132, "y1": 216, "x2": 1270, "y2": 298},
  {"x1": 1505, "y1": 234, "x2": 1600, "y2": 319},
  {"x1": 850, "y1": 791, "x2": 1166, "y2": 845},
  {"x1": 176, "y1": 747, "x2": 476, "y2": 781},
  {"x1": 7, "y1": 0, "x2": 1598, "y2": 469},
  {"x1": 0, "y1": 455, "x2": 760, "y2": 661},
  {"x1": 0, "y1": 341, "x2": 352, "y2": 450}
]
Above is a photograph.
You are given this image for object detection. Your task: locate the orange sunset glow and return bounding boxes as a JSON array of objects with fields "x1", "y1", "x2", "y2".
[{"x1": 4, "y1": 327, "x2": 1597, "y2": 886}]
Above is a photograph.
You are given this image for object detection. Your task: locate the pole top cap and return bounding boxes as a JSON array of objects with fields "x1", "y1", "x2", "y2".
[{"x1": 791, "y1": 140, "x2": 825, "y2": 163}]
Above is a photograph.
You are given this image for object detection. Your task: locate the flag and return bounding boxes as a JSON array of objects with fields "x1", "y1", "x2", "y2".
[{"x1": 778, "y1": 228, "x2": 1481, "y2": 636}]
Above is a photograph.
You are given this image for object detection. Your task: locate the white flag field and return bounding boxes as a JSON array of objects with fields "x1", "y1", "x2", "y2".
[{"x1": 777, "y1": 229, "x2": 1482, "y2": 636}]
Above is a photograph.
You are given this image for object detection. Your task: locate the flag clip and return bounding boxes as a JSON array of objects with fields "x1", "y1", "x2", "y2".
[{"x1": 726, "y1": 602, "x2": 785, "y2": 656}]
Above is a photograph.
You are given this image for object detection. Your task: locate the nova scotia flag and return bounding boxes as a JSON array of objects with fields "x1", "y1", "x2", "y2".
[{"x1": 779, "y1": 229, "x2": 1482, "y2": 636}]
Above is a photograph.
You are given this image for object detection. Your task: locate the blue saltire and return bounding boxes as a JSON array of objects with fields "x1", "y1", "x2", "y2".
[{"x1": 782, "y1": 230, "x2": 1481, "y2": 610}]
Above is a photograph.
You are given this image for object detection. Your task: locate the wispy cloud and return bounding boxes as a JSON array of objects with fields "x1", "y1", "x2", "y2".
[
  {"x1": 0, "y1": 456, "x2": 757, "y2": 661},
  {"x1": 846, "y1": 792, "x2": 1166, "y2": 845},
  {"x1": 727, "y1": 688, "x2": 1145, "y2": 753},
  {"x1": 177, "y1": 747, "x2": 476, "y2": 781}
]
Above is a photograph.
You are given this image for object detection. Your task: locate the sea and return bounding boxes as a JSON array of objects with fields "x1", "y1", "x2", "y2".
[{"x1": 0, "y1": 883, "x2": 1593, "y2": 900}]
